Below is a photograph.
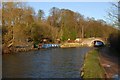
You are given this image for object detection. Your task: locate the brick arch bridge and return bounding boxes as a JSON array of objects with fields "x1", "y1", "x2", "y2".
[{"x1": 81, "y1": 38, "x2": 106, "y2": 47}]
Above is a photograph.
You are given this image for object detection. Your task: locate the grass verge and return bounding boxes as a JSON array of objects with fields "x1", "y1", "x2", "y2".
[
  {"x1": 81, "y1": 49, "x2": 105, "y2": 79},
  {"x1": 60, "y1": 43, "x2": 80, "y2": 48}
]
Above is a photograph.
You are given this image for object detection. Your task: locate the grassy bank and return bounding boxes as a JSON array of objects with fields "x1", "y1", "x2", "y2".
[
  {"x1": 60, "y1": 43, "x2": 81, "y2": 48},
  {"x1": 81, "y1": 49, "x2": 105, "y2": 79}
]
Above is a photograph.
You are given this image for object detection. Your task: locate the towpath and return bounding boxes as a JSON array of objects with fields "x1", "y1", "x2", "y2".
[{"x1": 99, "y1": 47, "x2": 120, "y2": 78}]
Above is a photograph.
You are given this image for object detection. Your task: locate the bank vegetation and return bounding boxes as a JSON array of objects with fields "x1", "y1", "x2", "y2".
[
  {"x1": 81, "y1": 49, "x2": 105, "y2": 79},
  {"x1": 2, "y1": 2, "x2": 119, "y2": 53}
]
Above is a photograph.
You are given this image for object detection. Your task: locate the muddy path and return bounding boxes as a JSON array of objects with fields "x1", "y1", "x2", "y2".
[{"x1": 98, "y1": 47, "x2": 120, "y2": 78}]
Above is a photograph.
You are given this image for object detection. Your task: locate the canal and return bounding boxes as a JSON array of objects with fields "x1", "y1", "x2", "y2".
[{"x1": 3, "y1": 47, "x2": 92, "y2": 78}]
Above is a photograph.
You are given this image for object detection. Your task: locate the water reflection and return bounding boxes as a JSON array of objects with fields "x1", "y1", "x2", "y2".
[{"x1": 3, "y1": 47, "x2": 91, "y2": 78}]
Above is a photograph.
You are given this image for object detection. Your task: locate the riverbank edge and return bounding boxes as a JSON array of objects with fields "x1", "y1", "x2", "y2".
[
  {"x1": 2, "y1": 43, "x2": 60, "y2": 54},
  {"x1": 60, "y1": 43, "x2": 93, "y2": 48},
  {"x1": 80, "y1": 49, "x2": 106, "y2": 79},
  {"x1": 3, "y1": 43, "x2": 92, "y2": 54},
  {"x1": 2, "y1": 46, "x2": 39, "y2": 54}
]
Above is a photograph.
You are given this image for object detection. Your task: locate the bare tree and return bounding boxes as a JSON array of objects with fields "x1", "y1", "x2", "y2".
[
  {"x1": 107, "y1": 2, "x2": 120, "y2": 29},
  {"x1": 38, "y1": 9, "x2": 44, "y2": 21}
]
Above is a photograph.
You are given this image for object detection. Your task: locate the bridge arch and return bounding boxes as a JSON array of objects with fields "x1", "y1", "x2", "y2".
[
  {"x1": 81, "y1": 38, "x2": 106, "y2": 47},
  {"x1": 89, "y1": 39, "x2": 105, "y2": 47}
]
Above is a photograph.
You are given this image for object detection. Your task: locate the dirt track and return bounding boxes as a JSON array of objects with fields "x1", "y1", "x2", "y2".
[{"x1": 98, "y1": 47, "x2": 120, "y2": 78}]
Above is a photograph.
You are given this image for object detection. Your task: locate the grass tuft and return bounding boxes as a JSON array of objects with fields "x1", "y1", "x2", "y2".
[{"x1": 82, "y1": 49, "x2": 105, "y2": 78}]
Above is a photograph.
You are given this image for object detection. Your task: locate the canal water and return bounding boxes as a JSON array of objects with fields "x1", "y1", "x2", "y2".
[{"x1": 3, "y1": 47, "x2": 92, "y2": 78}]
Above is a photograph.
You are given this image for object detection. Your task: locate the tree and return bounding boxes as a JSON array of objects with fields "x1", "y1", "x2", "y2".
[
  {"x1": 38, "y1": 9, "x2": 44, "y2": 21},
  {"x1": 2, "y1": 3, "x2": 119, "y2": 54},
  {"x1": 107, "y1": 2, "x2": 120, "y2": 29},
  {"x1": 48, "y1": 7, "x2": 60, "y2": 27},
  {"x1": 2, "y1": 2, "x2": 35, "y2": 46},
  {"x1": 74, "y1": 13, "x2": 85, "y2": 38}
]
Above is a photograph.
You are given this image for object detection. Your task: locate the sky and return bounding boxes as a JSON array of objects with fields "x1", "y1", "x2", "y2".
[
  {"x1": 27, "y1": 2, "x2": 114, "y2": 22},
  {"x1": 3, "y1": 0, "x2": 118, "y2": 2}
]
